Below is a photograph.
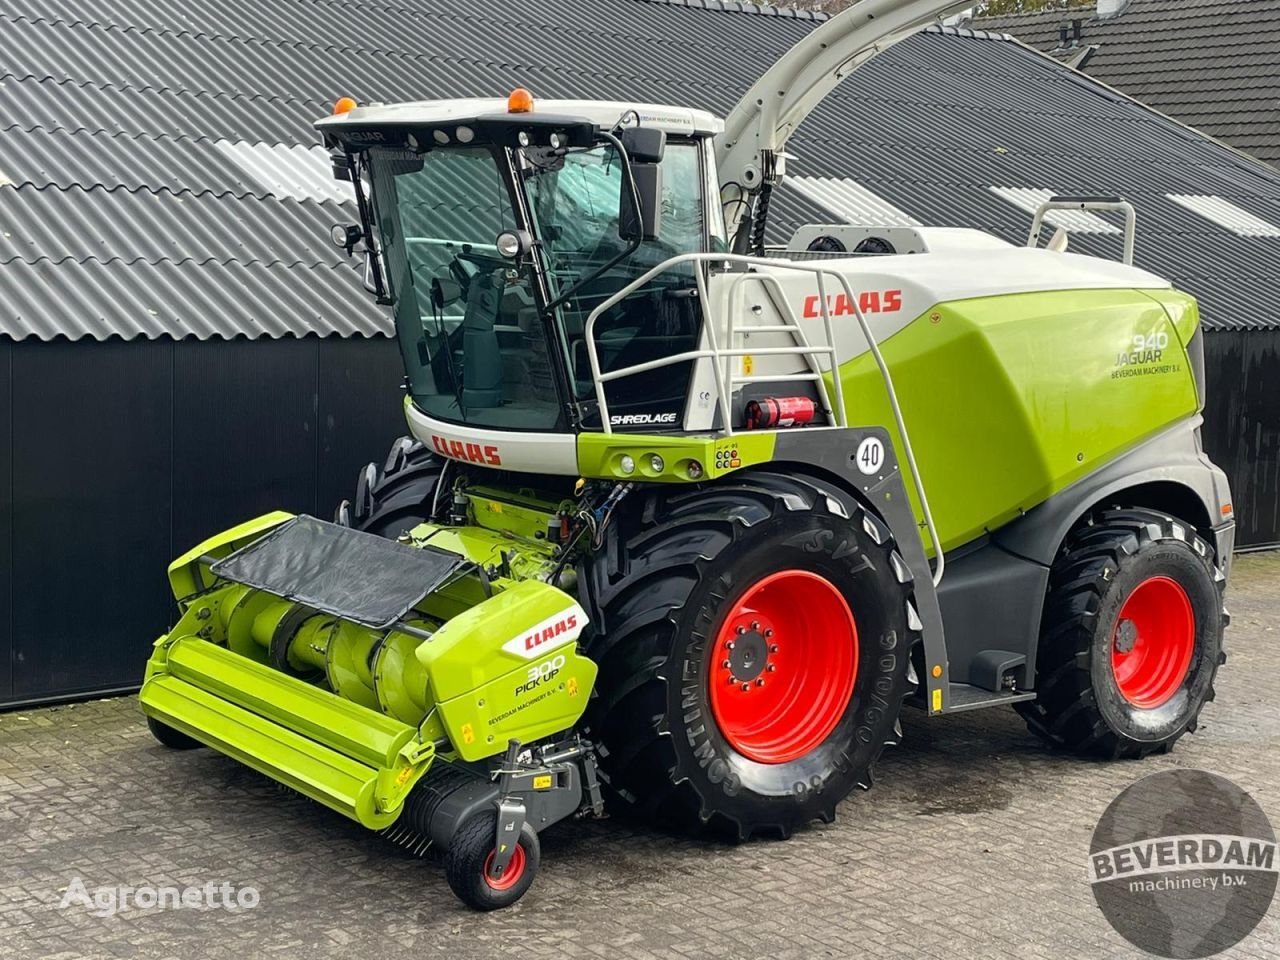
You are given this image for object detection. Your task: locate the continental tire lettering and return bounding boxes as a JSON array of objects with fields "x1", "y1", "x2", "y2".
[
  {"x1": 827, "y1": 535, "x2": 853, "y2": 561},
  {"x1": 690, "y1": 725, "x2": 741, "y2": 796},
  {"x1": 682, "y1": 682, "x2": 701, "y2": 712}
]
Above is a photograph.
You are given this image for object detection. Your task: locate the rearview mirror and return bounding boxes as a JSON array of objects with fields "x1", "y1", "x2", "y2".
[
  {"x1": 617, "y1": 129, "x2": 666, "y2": 244},
  {"x1": 620, "y1": 163, "x2": 662, "y2": 243},
  {"x1": 620, "y1": 127, "x2": 666, "y2": 165}
]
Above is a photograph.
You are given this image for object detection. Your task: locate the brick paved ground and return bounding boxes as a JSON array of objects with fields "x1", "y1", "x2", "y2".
[{"x1": 2, "y1": 554, "x2": 1278, "y2": 960}]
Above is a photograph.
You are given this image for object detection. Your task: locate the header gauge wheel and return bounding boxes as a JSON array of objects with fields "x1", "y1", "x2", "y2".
[
  {"x1": 581, "y1": 470, "x2": 918, "y2": 840},
  {"x1": 444, "y1": 813, "x2": 540, "y2": 911}
]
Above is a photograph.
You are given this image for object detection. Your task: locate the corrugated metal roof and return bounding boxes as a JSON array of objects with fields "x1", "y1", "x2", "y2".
[
  {"x1": 3, "y1": 258, "x2": 386, "y2": 341},
  {"x1": 1167, "y1": 194, "x2": 1280, "y2": 238},
  {"x1": 989, "y1": 187, "x2": 1123, "y2": 235},
  {"x1": 1, "y1": 0, "x2": 1279, "y2": 339},
  {"x1": 0, "y1": 186, "x2": 347, "y2": 268},
  {"x1": 789, "y1": 176, "x2": 921, "y2": 227},
  {"x1": 969, "y1": 0, "x2": 1280, "y2": 168}
]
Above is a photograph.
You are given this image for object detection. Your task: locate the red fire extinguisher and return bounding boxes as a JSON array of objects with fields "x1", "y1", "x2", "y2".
[{"x1": 745, "y1": 397, "x2": 817, "y2": 429}]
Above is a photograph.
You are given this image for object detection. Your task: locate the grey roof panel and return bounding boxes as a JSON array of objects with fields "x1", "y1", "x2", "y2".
[
  {"x1": 0, "y1": 258, "x2": 389, "y2": 341},
  {"x1": 3, "y1": 126, "x2": 258, "y2": 196},
  {"x1": 0, "y1": 185, "x2": 347, "y2": 268},
  {"x1": 0, "y1": 74, "x2": 323, "y2": 145}
]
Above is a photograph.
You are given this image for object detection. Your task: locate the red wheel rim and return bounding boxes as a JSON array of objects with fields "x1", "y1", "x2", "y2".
[
  {"x1": 482, "y1": 844, "x2": 526, "y2": 891},
  {"x1": 708, "y1": 570, "x2": 858, "y2": 764},
  {"x1": 1110, "y1": 576, "x2": 1195, "y2": 709}
]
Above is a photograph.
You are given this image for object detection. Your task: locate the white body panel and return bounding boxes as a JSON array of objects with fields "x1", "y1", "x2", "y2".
[
  {"x1": 319, "y1": 98, "x2": 723, "y2": 138},
  {"x1": 404, "y1": 402, "x2": 578, "y2": 475},
  {"x1": 788, "y1": 224, "x2": 1016, "y2": 256},
  {"x1": 681, "y1": 247, "x2": 1173, "y2": 430}
]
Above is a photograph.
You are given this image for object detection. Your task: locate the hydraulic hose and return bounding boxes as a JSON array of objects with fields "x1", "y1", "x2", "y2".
[{"x1": 749, "y1": 181, "x2": 774, "y2": 257}]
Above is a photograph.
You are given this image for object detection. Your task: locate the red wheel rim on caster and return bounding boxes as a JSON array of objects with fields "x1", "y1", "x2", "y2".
[
  {"x1": 482, "y1": 844, "x2": 526, "y2": 891},
  {"x1": 708, "y1": 570, "x2": 858, "y2": 764},
  {"x1": 1110, "y1": 575, "x2": 1195, "y2": 709}
]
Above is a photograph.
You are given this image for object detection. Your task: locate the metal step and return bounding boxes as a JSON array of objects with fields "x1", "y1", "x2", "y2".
[{"x1": 943, "y1": 682, "x2": 1037, "y2": 714}]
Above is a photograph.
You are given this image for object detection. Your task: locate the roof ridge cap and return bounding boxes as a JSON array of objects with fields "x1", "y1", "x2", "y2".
[
  {"x1": 926, "y1": 23, "x2": 1012, "y2": 41},
  {"x1": 628, "y1": 0, "x2": 829, "y2": 22}
]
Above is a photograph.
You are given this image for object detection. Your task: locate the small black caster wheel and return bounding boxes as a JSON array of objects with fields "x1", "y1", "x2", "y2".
[
  {"x1": 444, "y1": 813, "x2": 540, "y2": 910},
  {"x1": 146, "y1": 715, "x2": 203, "y2": 750}
]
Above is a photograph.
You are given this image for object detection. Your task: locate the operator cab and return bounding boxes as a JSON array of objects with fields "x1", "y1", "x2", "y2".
[{"x1": 319, "y1": 93, "x2": 727, "y2": 435}]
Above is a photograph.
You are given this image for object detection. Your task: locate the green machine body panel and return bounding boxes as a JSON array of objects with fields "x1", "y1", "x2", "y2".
[
  {"x1": 831, "y1": 288, "x2": 1201, "y2": 552},
  {"x1": 415, "y1": 579, "x2": 596, "y2": 762}
]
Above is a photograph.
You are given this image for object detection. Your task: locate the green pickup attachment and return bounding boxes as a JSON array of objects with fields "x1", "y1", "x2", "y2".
[
  {"x1": 141, "y1": 506, "x2": 609, "y2": 915},
  {"x1": 141, "y1": 512, "x2": 597, "y2": 839},
  {"x1": 141, "y1": 636, "x2": 435, "y2": 829}
]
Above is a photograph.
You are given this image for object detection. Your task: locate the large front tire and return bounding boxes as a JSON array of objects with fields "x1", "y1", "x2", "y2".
[
  {"x1": 1019, "y1": 508, "x2": 1226, "y2": 759},
  {"x1": 334, "y1": 436, "x2": 442, "y2": 539},
  {"x1": 581, "y1": 471, "x2": 918, "y2": 840}
]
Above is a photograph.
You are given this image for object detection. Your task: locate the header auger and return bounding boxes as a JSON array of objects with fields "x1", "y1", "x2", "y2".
[{"x1": 140, "y1": 0, "x2": 1233, "y2": 910}]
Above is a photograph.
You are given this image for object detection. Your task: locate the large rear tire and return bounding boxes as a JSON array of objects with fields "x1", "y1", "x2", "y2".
[
  {"x1": 1018, "y1": 508, "x2": 1227, "y2": 759},
  {"x1": 580, "y1": 470, "x2": 919, "y2": 840},
  {"x1": 334, "y1": 436, "x2": 442, "y2": 539}
]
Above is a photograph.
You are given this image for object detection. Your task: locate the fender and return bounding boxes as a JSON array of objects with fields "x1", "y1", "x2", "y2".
[{"x1": 994, "y1": 416, "x2": 1233, "y2": 570}]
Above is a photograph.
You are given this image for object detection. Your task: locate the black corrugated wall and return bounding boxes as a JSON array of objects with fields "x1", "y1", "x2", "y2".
[
  {"x1": 0, "y1": 331, "x2": 1276, "y2": 707},
  {"x1": 0, "y1": 335, "x2": 406, "y2": 708},
  {"x1": 1202, "y1": 329, "x2": 1280, "y2": 551}
]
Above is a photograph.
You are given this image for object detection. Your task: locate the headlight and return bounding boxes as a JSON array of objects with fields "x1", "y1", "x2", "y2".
[
  {"x1": 495, "y1": 231, "x2": 525, "y2": 259},
  {"x1": 619, "y1": 455, "x2": 636, "y2": 475},
  {"x1": 649, "y1": 454, "x2": 665, "y2": 473}
]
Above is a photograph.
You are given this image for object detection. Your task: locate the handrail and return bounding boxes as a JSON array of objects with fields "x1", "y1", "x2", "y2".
[
  {"x1": 582, "y1": 251, "x2": 945, "y2": 585},
  {"x1": 1028, "y1": 196, "x2": 1137, "y2": 266},
  {"x1": 724, "y1": 271, "x2": 844, "y2": 428}
]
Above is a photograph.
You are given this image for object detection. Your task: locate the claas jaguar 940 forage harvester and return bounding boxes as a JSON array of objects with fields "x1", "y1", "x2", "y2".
[{"x1": 139, "y1": 0, "x2": 1234, "y2": 910}]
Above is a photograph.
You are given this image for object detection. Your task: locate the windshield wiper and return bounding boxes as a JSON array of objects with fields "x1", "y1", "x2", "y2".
[{"x1": 431, "y1": 301, "x2": 467, "y2": 417}]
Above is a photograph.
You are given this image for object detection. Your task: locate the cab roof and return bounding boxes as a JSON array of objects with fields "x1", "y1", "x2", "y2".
[{"x1": 315, "y1": 97, "x2": 724, "y2": 138}]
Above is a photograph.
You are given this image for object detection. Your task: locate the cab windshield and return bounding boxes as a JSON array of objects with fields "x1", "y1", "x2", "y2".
[
  {"x1": 368, "y1": 145, "x2": 559, "y2": 430},
  {"x1": 367, "y1": 136, "x2": 712, "y2": 433},
  {"x1": 524, "y1": 140, "x2": 707, "y2": 428}
]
